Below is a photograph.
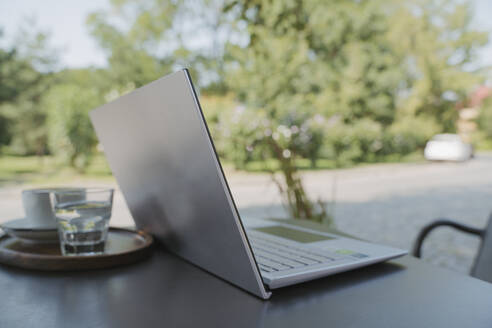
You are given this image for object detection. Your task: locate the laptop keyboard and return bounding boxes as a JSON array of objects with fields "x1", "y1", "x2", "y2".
[{"x1": 247, "y1": 231, "x2": 351, "y2": 273}]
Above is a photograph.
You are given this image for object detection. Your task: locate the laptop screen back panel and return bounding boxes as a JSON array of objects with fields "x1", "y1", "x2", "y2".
[{"x1": 90, "y1": 70, "x2": 271, "y2": 299}]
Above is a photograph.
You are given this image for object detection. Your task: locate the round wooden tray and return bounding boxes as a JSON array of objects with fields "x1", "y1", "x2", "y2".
[{"x1": 0, "y1": 227, "x2": 154, "y2": 271}]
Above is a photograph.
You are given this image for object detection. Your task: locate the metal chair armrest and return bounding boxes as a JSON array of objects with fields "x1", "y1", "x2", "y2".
[{"x1": 412, "y1": 219, "x2": 484, "y2": 258}]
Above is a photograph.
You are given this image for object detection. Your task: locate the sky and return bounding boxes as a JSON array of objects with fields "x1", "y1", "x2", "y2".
[
  {"x1": 0, "y1": 0, "x2": 492, "y2": 69},
  {"x1": 0, "y1": 0, "x2": 109, "y2": 68}
]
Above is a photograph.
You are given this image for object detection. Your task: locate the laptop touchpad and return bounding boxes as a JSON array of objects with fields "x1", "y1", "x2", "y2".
[{"x1": 252, "y1": 226, "x2": 335, "y2": 243}]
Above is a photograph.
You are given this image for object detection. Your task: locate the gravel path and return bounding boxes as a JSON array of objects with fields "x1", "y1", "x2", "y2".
[{"x1": 2, "y1": 153, "x2": 492, "y2": 276}]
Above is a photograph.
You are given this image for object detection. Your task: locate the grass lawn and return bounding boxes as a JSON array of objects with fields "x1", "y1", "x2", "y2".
[
  {"x1": 0, "y1": 155, "x2": 114, "y2": 186},
  {"x1": 0, "y1": 151, "x2": 425, "y2": 186}
]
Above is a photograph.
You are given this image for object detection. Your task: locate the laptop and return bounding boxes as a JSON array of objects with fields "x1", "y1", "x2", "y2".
[{"x1": 90, "y1": 69, "x2": 407, "y2": 299}]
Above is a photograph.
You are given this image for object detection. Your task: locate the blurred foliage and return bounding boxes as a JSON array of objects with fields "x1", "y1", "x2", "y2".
[
  {"x1": 86, "y1": 0, "x2": 176, "y2": 89},
  {"x1": 44, "y1": 82, "x2": 103, "y2": 172},
  {"x1": 0, "y1": 25, "x2": 56, "y2": 156},
  {"x1": 86, "y1": 0, "x2": 232, "y2": 93},
  {"x1": 0, "y1": 0, "x2": 489, "y2": 222},
  {"x1": 478, "y1": 97, "x2": 492, "y2": 140},
  {"x1": 386, "y1": 0, "x2": 488, "y2": 132},
  {"x1": 217, "y1": 0, "x2": 486, "y2": 221}
]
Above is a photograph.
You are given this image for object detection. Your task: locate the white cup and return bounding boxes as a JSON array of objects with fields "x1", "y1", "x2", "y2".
[
  {"x1": 21, "y1": 188, "x2": 85, "y2": 228},
  {"x1": 22, "y1": 189, "x2": 57, "y2": 228}
]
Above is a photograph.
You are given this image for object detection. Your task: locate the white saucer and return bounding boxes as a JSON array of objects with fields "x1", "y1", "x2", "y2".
[{"x1": 0, "y1": 218, "x2": 59, "y2": 243}]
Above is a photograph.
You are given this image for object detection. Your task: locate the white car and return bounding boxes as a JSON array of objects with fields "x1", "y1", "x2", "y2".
[{"x1": 424, "y1": 134, "x2": 473, "y2": 162}]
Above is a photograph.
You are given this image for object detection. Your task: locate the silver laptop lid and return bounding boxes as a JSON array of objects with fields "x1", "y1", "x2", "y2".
[{"x1": 90, "y1": 70, "x2": 271, "y2": 299}]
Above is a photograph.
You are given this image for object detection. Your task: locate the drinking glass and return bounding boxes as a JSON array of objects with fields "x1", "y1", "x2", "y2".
[{"x1": 53, "y1": 188, "x2": 114, "y2": 256}]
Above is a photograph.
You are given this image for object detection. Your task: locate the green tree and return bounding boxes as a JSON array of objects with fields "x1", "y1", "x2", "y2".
[
  {"x1": 386, "y1": 0, "x2": 488, "y2": 132},
  {"x1": 86, "y1": 0, "x2": 234, "y2": 93},
  {"x1": 86, "y1": 0, "x2": 179, "y2": 94},
  {"x1": 478, "y1": 96, "x2": 492, "y2": 139},
  {"x1": 0, "y1": 23, "x2": 58, "y2": 156},
  {"x1": 221, "y1": 0, "x2": 487, "y2": 223},
  {"x1": 223, "y1": 0, "x2": 403, "y2": 223},
  {"x1": 44, "y1": 83, "x2": 102, "y2": 171},
  {"x1": 0, "y1": 50, "x2": 49, "y2": 156}
]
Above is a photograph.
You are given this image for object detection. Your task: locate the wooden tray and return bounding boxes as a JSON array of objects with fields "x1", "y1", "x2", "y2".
[{"x1": 0, "y1": 227, "x2": 154, "y2": 271}]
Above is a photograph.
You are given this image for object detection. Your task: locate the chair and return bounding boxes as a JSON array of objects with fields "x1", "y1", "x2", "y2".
[{"x1": 412, "y1": 213, "x2": 492, "y2": 283}]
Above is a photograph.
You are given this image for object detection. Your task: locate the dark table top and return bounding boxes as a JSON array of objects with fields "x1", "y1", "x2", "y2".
[{"x1": 1, "y1": 243, "x2": 492, "y2": 328}]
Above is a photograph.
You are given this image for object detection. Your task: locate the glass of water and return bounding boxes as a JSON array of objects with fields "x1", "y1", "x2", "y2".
[{"x1": 53, "y1": 188, "x2": 114, "y2": 256}]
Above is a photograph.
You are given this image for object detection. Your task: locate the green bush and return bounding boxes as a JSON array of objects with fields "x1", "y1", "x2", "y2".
[
  {"x1": 387, "y1": 116, "x2": 440, "y2": 156},
  {"x1": 44, "y1": 84, "x2": 102, "y2": 171},
  {"x1": 322, "y1": 118, "x2": 383, "y2": 167},
  {"x1": 0, "y1": 114, "x2": 11, "y2": 151},
  {"x1": 350, "y1": 119, "x2": 384, "y2": 162},
  {"x1": 320, "y1": 116, "x2": 438, "y2": 167},
  {"x1": 2, "y1": 98, "x2": 50, "y2": 156},
  {"x1": 478, "y1": 98, "x2": 492, "y2": 139}
]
